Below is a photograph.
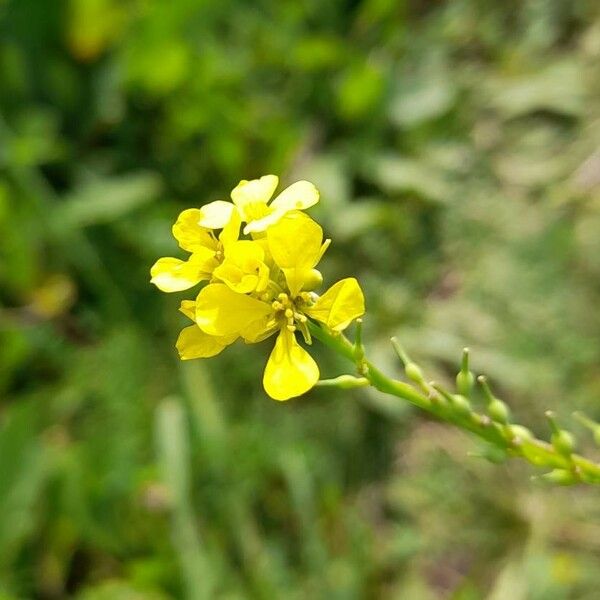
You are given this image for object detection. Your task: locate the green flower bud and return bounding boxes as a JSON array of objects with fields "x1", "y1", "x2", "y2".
[
  {"x1": 317, "y1": 375, "x2": 370, "y2": 389},
  {"x1": 552, "y1": 430, "x2": 575, "y2": 456},
  {"x1": 539, "y1": 469, "x2": 578, "y2": 486},
  {"x1": 508, "y1": 424, "x2": 533, "y2": 441},
  {"x1": 456, "y1": 369, "x2": 475, "y2": 398},
  {"x1": 478, "y1": 375, "x2": 511, "y2": 424},
  {"x1": 390, "y1": 338, "x2": 426, "y2": 388},
  {"x1": 450, "y1": 394, "x2": 471, "y2": 415},
  {"x1": 546, "y1": 411, "x2": 575, "y2": 456},
  {"x1": 488, "y1": 399, "x2": 510, "y2": 424},
  {"x1": 456, "y1": 348, "x2": 475, "y2": 397},
  {"x1": 405, "y1": 362, "x2": 425, "y2": 386}
]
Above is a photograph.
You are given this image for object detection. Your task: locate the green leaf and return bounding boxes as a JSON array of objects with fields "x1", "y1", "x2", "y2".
[
  {"x1": 389, "y1": 76, "x2": 456, "y2": 127},
  {"x1": 368, "y1": 155, "x2": 448, "y2": 204},
  {"x1": 0, "y1": 402, "x2": 47, "y2": 570},
  {"x1": 55, "y1": 172, "x2": 162, "y2": 229},
  {"x1": 488, "y1": 60, "x2": 585, "y2": 119},
  {"x1": 336, "y1": 62, "x2": 385, "y2": 121},
  {"x1": 156, "y1": 399, "x2": 214, "y2": 600}
]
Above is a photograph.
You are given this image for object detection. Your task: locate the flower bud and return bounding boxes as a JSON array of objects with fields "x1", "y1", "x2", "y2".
[
  {"x1": 552, "y1": 430, "x2": 575, "y2": 457},
  {"x1": 456, "y1": 348, "x2": 475, "y2": 397},
  {"x1": 508, "y1": 424, "x2": 533, "y2": 441},
  {"x1": 301, "y1": 269, "x2": 323, "y2": 291},
  {"x1": 316, "y1": 375, "x2": 370, "y2": 389},
  {"x1": 456, "y1": 370, "x2": 475, "y2": 398},
  {"x1": 478, "y1": 375, "x2": 510, "y2": 424},
  {"x1": 390, "y1": 338, "x2": 427, "y2": 389},
  {"x1": 450, "y1": 394, "x2": 471, "y2": 415},
  {"x1": 405, "y1": 362, "x2": 425, "y2": 386},
  {"x1": 539, "y1": 469, "x2": 578, "y2": 486},
  {"x1": 545, "y1": 411, "x2": 575, "y2": 456},
  {"x1": 488, "y1": 399, "x2": 510, "y2": 425}
]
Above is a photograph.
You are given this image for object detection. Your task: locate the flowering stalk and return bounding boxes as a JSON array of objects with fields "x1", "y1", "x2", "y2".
[
  {"x1": 152, "y1": 174, "x2": 600, "y2": 486},
  {"x1": 309, "y1": 321, "x2": 600, "y2": 486}
]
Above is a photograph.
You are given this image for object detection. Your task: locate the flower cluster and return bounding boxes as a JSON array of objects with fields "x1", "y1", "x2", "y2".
[{"x1": 151, "y1": 175, "x2": 365, "y2": 400}]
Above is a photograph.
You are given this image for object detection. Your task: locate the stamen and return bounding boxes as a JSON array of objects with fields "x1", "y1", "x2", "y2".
[
  {"x1": 286, "y1": 324, "x2": 296, "y2": 332},
  {"x1": 285, "y1": 308, "x2": 294, "y2": 319}
]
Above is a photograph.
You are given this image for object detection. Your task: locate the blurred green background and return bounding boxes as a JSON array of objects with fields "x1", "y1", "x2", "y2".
[{"x1": 2, "y1": 0, "x2": 600, "y2": 598}]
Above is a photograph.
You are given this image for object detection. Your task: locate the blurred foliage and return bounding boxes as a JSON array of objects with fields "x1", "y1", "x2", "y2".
[{"x1": 2, "y1": 0, "x2": 600, "y2": 597}]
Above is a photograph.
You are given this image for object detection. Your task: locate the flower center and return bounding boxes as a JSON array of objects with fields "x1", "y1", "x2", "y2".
[{"x1": 271, "y1": 292, "x2": 308, "y2": 333}]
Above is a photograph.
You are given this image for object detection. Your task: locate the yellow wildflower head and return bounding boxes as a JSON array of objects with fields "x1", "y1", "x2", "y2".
[{"x1": 151, "y1": 176, "x2": 365, "y2": 401}]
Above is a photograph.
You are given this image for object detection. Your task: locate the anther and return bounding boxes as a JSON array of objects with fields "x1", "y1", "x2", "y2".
[
  {"x1": 271, "y1": 301, "x2": 283, "y2": 311},
  {"x1": 285, "y1": 308, "x2": 294, "y2": 319},
  {"x1": 286, "y1": 325, "x2": 296, "y2": 332}
]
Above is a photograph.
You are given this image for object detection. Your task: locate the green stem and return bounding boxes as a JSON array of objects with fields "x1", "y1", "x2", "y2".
[{"x1": 308, "y1": 322, "x2": 600, "y2": 485}]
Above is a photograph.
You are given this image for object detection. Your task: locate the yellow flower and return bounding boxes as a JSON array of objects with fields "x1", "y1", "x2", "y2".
[
  {"x1": 151, "y1": 175, "x2": 366, "y2": 402},
  {"x1": 197, "y1": 174, "x2": 319, "y2": 235},
  {"x1": 212, "y1": 240, "x2": 270, "y2": 294},
  {"x1": 194, "y1": 212, "x2": 365, "y2": 400},
  {"x1": 150, "y1": 207, "x2": 241, "y2": 292}
]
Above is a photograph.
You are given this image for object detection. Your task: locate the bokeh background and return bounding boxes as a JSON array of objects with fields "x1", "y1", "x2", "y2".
[{"x1": 2, "y1": 0, "x2": 600, "y2": 598}]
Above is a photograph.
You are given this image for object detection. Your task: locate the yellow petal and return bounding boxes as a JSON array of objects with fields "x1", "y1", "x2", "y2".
[
  {"x1": 256, "y1": 262, "x2": 270, "y2": 293},
  {"x1": 242, "y1": 207, "x2": 286, "y2": 234},
  {"x1": 150, "y1": 254, "x2": 213, "y2": 293},
  {"x1": 281, "y1": 267, "x2": 313, "y2": 298},
  {"x1": 267, "y1": 212, "x2": 323, "y2": 271},
  {"x1": 176, "y1": 325, "x2": 236, "y2": 360},
  {"x1": 172, "y1": 209, "x2": 217, "y2": 252},
  {"x1": 225, "y1": 239, "x2": 264, "y2": 264},
  {"x1": 179, "y1": 300, "x2": 196, "y2": 320},
  {"x1": 243, "y1": 180, "x2": 320, "y2": 234},
  {"x1": 231, "y1": 175, "x2": 278, "y2": 208},
  {"x1": 270, "y1": 180, "x2": 319, "y2": 212},
  {"x1": 197, "y1": 200, "x2": 234, "y2": 229},
  {"x1": 218, "y1": 207, "x2": 241, "y2": 248},
  {"x1": 263, "y1": 328, "x2": 319, "y2": 401},
  {"x1": 195, "y1": 283, "x2": 272, "y2": 337},
  {"x1": 242, "y1": 317, "x2": 278, "y2": 343},
  {"x1": 213, "y1": 263, "x2": 259, "y2": 294},
  {"x1": 305, "y1": 277, "x2": 365, "y2": 331},
  {"x1": 317, "y1": 239, "x2": 331, "y2": 263}
]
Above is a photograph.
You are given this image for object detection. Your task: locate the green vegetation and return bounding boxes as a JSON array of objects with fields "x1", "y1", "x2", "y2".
[{"x1": 2, "y1": 0, "x2": 600, "y2": 597}]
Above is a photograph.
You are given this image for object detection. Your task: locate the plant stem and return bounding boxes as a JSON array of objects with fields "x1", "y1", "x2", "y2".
[{"x1": 308, "y1": 322, "x2": 600, "y2": 485}]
